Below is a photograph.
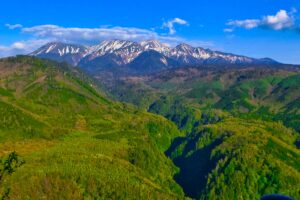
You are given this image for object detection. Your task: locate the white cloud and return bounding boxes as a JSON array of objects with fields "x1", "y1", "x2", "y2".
[
  {"x1": 22, "y1": 25, "x2": 181, "y2": 44},
  {"x1": 12, "y1": 42, "x2": 26, "y2": 49},
  {"x1": 226, "y1": 9, "x2": 296, "y2": 31},
  {"x1": 262, "y1": 10, "x2": 294, "y2": 30},
  {"x1": 0, "y1": 24, "x2": 213, "y2": 58},
  {"x1": 0, "y1": 39, "x2": 50, "y2": 58},
  {"x1": 19, "y1": 24, "x2": 211, "y2": 47},
  {"x1": 163, "y1": 18, "x2": 188, "y2": 34},
  {"x1": 227, "y1": 19, "x2": 260, "y2": 29},
  {"x1": 5, "y1": 24, "x2": 23, "y2": 29}
]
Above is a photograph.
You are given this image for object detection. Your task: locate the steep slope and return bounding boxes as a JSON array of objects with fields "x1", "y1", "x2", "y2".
[
  {"x1": 101, "y1": 66, "x2": 300, "y2": 199},
  {"x1": 128, "y1": 50, "x2": 178, "y2": 74},
  {"x1": 79, "y1": 53, "x2": 127, "y2": 73},
  {"x1": 140, "y1": 40, "x2": 171, "y2": 54},
  {"x1": 167, "y1": 117, "x2": 300, "y2": 199},
  {"x1": 0, "y1": 56, "x2": 185, "y2": 199}
]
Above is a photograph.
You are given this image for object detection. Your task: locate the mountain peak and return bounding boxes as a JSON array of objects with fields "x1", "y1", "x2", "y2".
[
  {"x1": 31, "y1": 42, "x2": 86, "y2": 54},
  {"x1": 174, "y1": 43, "x2": 195, "y2": 54},
  {"x1": 30, "y1": 42, "x2": 88, "y2": 66},
  {"x1": 140, "y1": 40, "x2": 170, "y2": 53},
  {"x1": 176, "y1": 43, "x2": 194, "y2": 49},
  {"x1": 141, "y1": 39, "x2": 162, "y2": 46}
]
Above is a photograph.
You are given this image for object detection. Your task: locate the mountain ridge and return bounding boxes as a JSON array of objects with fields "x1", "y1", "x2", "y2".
[{"x1": 30, "y1": 40, "x2": 280, "y2": 74}]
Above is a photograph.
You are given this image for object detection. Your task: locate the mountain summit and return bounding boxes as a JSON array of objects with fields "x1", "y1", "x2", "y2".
[
  {"x1": 30, "y1": 42, "x2": 88, "y2": 66},
  {"x1": 31, "y1": 40, "x2": 279, "y2": 74}
]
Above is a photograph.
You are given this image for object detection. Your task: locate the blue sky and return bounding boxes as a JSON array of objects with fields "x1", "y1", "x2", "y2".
[{"x1": 0, "y1": 0, "x2": 300, "y2": 64}]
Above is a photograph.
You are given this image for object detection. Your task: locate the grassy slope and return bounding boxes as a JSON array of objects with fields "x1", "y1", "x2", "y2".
[{"x1": 0, "y1": 56, "x2": 186, "y2": 199}]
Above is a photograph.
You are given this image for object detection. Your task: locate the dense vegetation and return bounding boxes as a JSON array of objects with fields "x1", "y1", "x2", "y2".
[
  {"x1": 1, "y1": 57, "x2": 299, "y2": 199},
  {"x1": 105, "y1": 67, "x2": 300, "y2": 132},
  {"x1": 0, "y1": 56, "x2": 186, "y2": 199},
  {"x1": 166, "y1": 117, "x2": 300, "y2": 199},
  {"x1": 101, "y1": 66, "x2": 300, "y2": 199}
]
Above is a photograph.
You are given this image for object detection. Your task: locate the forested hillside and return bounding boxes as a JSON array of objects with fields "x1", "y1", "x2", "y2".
[
  {"x1": 105, "y1": 66, "x2": 300, "y2": 132},
  {"x1": 0, "y1": 56, "x2": 186, "y2": 199},
  {"x1": 0, "y1": 57, "x2": 299, "y2": 199},
  {"x1": 101, "y1": 66, "x2": 300, "y2": 199}
]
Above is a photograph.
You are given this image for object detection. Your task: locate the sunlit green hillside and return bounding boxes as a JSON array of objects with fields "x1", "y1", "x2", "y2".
[{"x1": 0, "y1": 56, "x2": 185, "y2": 199}]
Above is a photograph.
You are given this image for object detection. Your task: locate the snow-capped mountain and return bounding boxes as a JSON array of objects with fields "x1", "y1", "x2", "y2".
[
  {"x1": 84, "y1": 40, "x2": 143, "y2": 65},
  {"x1": 31, "y1": 39, "x2": 279, "y2": 74},
  {"x1": 30, "y1": 42, "x2": 88, "y2": 66},
  {"x1": 140, "y1": 40, "x2": 171, "y2": 54}
]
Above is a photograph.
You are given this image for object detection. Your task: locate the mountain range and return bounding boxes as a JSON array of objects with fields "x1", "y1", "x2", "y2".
[
  {"x1": 3, "y1": 38, "x2": 296, "y2": 200},
  {"x1": 30, "y1": 40, "x2": 279, "y2": 74}
]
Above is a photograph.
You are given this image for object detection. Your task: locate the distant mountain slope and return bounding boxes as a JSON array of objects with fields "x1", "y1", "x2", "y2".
[
  {"x1": 30, "y1": 42, "x2": 88, "y2": 66},
  {"x1": 103, "y1": 66, "x2": 300, "y2": 132},
  {"x1": 31, "y1": 40, "x2": 279, "y2": 74},
  {"x1": 0, "y1": 56, "x2": 185, "y2": 199},
  {"x1": 127, "y1": 50, "x2": 178, "y2": 74}
]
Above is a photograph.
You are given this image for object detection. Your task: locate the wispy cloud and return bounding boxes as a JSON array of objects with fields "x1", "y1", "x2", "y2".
[
  {"x1": 20, "y1": 24, "x2": 197, "y2": 46},
  {"x1": 162, "y1": 18, "x2": 188, "y2": 34},
  {"x1": 227, "y1": 19, "x2": 261, "y2": 29},
  {"x1": 226, "y1": 9, "x2": 298, "y2": 32},
  {"x1": 22, "y1": 25, "x2": 158, "y2": 42},
  {"x1": 0, "y1": 23, "x2": 213, "y2": 58},
  {"x1": 5, "y1": 23, "x2": 23, "y2": 30}
]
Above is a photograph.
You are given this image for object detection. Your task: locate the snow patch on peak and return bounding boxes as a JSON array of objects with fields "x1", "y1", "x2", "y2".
[
  {"x1": 176, "y1": 43, "x2": 194, "y2": 50},
  {"x1": 89, "y1": 40, "x2": 139, "y2": 56},
  {"x1": 140, "y1": 40, "x2": 171, "y2": 54},
  {"x1": 160, "y1": 57, "x2": 168, "y2": 65},
  {"x1": 45, "y1": 44, "x2": 57, "y2": 53},
  {"x1": 32, "y1": 42, "x2": 87, "y2": 57},
  {"x1": 57, "y1": 46, "x2": 81, "y2": 56}
]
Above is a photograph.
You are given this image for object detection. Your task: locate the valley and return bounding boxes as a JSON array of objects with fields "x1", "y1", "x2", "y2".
[
  {"x1": 2, "y1": 1, "x2": 300, "y2": 199},
  {"x1": 0, "y1": 42, "x2": 299, "y2": 199},
  {"x1": 99, "y1": 65, "x2": 300, "y2": 199}
]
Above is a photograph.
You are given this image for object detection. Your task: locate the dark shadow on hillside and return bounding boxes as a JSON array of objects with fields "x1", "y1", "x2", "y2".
[
  {"x1": 295, "y1": 137, "x2": 300, "y2": 149},
  {"x1": 165, "y1": 137, "x2": 186, "y2": 157},
  {"x1": 166, "y1": 136, "x2": 222, "y2": 199}
]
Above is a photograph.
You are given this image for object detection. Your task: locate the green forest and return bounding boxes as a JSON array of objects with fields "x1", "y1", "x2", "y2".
[
  {"x1": 0, "y1": 56, "x2": 299, "y2": 199},
  {"x1": 103, "y1": 66, "x2": 300, "y2": 199}
]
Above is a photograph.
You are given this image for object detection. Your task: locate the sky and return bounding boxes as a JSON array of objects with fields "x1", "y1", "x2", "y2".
[{"x1": 0, "y1": 0, "x2": 300, "y2": 64}]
